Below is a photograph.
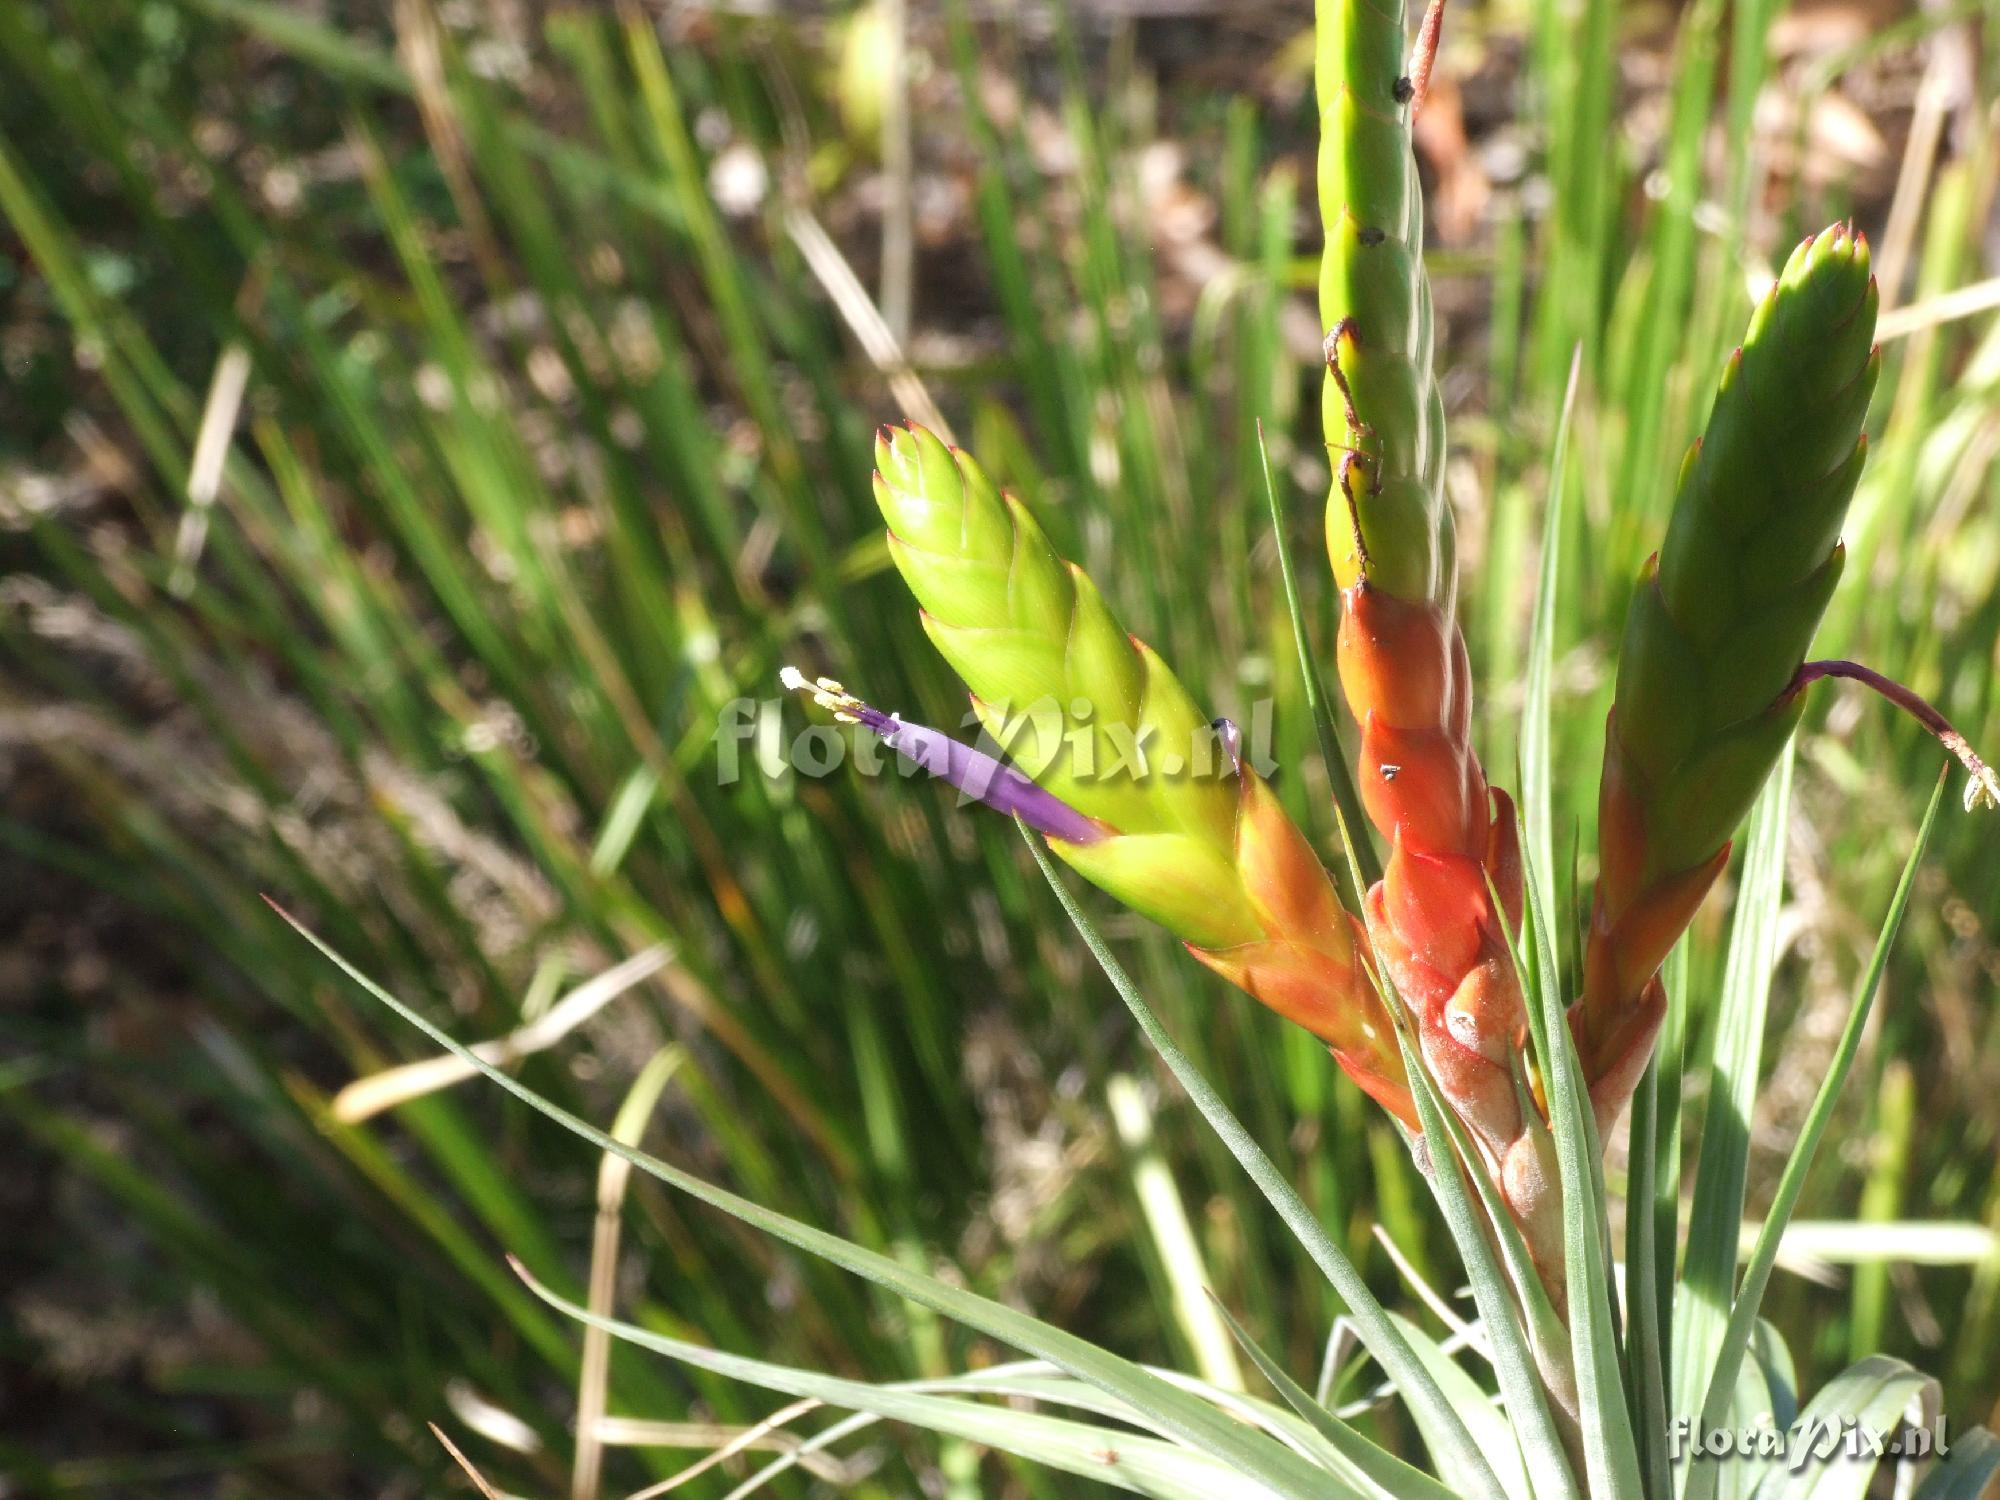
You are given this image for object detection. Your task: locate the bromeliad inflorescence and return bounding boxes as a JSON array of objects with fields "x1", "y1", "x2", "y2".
[
  {"x1": 210, "y1": 0, "x2": 2000, "y2": 1488},
  {"x1": 788, "y1": 0, "x2": 1994, "y2": 1338},
  {"x1": 793, "y1": 426, "x2": 1413, "y2": 1123}
]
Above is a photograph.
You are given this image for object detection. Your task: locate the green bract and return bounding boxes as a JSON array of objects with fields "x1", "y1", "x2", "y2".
[
  {"x1": 872, "y1": 423, "x2": 1260, "y2": 949},
  {"x1": 1611, "y1": 224, "x2": 1879, "y2": 881}
]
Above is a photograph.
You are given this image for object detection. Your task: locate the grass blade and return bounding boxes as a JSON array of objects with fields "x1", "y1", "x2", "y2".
[
  {"x1": 1624, "y1": 1046, "x2": 1673, "y2": 1499},
  {"x1": 515, "y1": 1264, "x2": 1308, "y2": 1500},
  {"x1": 1675, "y1": 749, "x2": 1795, "y2": 1473},
  {"x1": 269, "y1": 901, "x2": 1349, "y2": 1500},
  {"x1": 1391, "y1": 1019, "x2": 1582, "y2": 1500},
  {"x1": 1020, "y1": 828, "x2": 1510, "y2": 1500},
  {"x1": 1684, "y1": 773, "x2": 1947, "y2": 1500},
  {"x1": 1521, "y1": 345, "x2": 1583, "y2": 931},
  {"x1": 1911, "y1": 1428, "x2": 2000, "y2": 1500},
  {"x1": 1208, "y1": 1294, "x2": 1458, "y2": 1500},
  {"x1": 1519, "y1": 842, "x2": 1646, "y2": 1498},
  {"x1": 1258, "y1": 421, "x2": 1378, "y2": 895},
  {"x1": 1740, "y1": 1355, "x2": 1938, "y2": 1500},
  {"x1": 1107, "y1": 1074, "x2": 1244, "y2": 1393}
]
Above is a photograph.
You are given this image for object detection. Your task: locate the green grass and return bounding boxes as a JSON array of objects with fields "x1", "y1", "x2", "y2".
[{"x1": 2, "y1": 0, "x2": 1997, "y2": 1494}]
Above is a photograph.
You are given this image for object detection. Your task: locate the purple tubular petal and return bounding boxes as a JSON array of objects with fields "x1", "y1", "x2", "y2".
[{"x1": 859, "y1": 708, "x2": 1108, "y2": 845}]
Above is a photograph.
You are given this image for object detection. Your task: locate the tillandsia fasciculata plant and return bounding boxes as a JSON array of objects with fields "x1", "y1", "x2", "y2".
[{"x1": 284, "y1": 0, "x2": 2000, "y2": 1496}]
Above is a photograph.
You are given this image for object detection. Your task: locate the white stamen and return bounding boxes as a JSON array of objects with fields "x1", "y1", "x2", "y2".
[{"x1": 779, "y1": 662, "x2": 878, "y2": 722}]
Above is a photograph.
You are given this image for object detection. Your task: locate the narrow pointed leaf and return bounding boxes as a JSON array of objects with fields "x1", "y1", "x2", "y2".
[
  {"x1": 1911, "y1": 1428, "x2": 2000, "y2": 1500},
  {"x1": 1021, "y1": 830, "x2": 1512, "y2": 1500},
  {"x1": 1208, "y1": 1294, "x2": 1458, "y2": 1500},
  {"x1": 1522, "y1": 345, "x2": 1582, "y2": 933},
  {"x1": 1685, "y1": 773, "x2": 1946, "y2": 1500},
  {"x1": 1520, "y1": 845, "x2": 1645, "y2": 1499},
  {"x1": 269, "y1": 903, "x2": 1352, "y2": 1500},
  {"x1": 1625, "y1": 1047, "x2": 1674, "y2": 1500},
  {"x1": 1675, "y1": 753, "x2": 1793, "y2": 1466},
  {"x1": 514, "y1": 1263, "x2": 1307, "y2": 1500},
  {"x1": 1743, "y1": 1356, "x2": 1937, "y2": 1500},
  {"x1": 1390, "y1": 1013, "x2": 1580, "y2": 1500},
  {"x1": 1386, "y1": 1312, "x2": 1532, "y2": 1500}
]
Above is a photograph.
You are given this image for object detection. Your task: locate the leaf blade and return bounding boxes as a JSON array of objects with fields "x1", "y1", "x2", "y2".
[
  {"x1": 1674, "y1": 752, "x2": 1794, "y2": 1478},
  {"x1": 1685, "y1": 773, "x2": 1947, "y2": 1500},
  {"x1": 1209, "y1": 1293, "x2": 1459, "y2": 1500},
  {"x1": 268, "y1": 902, "x2": 1346, "y2": 1500},
  {"x1": 1519, "y1": 838, "x2": 1645, "y2": 1499},
  {"x1": 1020, "y1": 832, "x2": 1512, "y2": 1500}
]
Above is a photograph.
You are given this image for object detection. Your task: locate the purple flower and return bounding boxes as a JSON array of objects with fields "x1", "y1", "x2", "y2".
[{"x1": 780, "y1": 669, "x2": 1109, "y2": 845}]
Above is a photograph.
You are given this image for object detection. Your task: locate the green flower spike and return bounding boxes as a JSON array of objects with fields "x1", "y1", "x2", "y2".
[
  {"x1": 868, "y1": 423, "x2": 1411, "y2": 1116},
  {"x1": 1579, "y1": 224, "x2": 1880, "y2": 1102},
  {"x1": 871, "y1": 423, "x2": 1252, "y2": 949}
]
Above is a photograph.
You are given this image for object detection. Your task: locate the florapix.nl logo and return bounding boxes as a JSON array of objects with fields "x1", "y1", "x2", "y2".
[{"x1": 713, "y1": 690, "x2": 1282, "y2": 797}]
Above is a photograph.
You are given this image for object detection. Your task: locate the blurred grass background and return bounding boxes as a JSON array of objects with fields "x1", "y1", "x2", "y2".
[{"x1": 0, "y1": 0, "x2": 1996, "y2": 1494}]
